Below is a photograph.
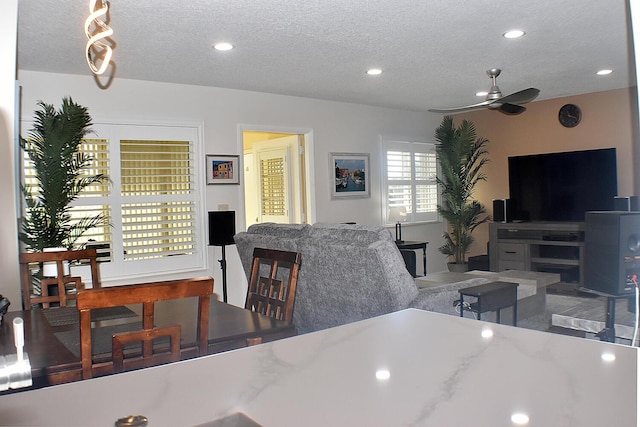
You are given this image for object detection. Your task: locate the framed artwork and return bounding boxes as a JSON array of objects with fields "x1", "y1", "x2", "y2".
[
  {"x1": 206, "y1": 154, "x2": 240, "y2": 185},
  {"x1": 330, "y1": 152, "x2": 370, "y2": 199}
]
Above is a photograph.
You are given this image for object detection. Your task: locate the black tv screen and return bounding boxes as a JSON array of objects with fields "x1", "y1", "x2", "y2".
[{"x1": 508, "y1": 148, "x2": 618, "y2": 222}]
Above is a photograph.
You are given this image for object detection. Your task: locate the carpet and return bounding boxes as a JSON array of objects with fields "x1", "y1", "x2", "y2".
[
  {"x1": 516, "y1": 294, "x2": 586, "y2": 333},
  {"x1": 43, "y1": 305, "x2": 137, "y2": 326},
  {"x1": 516, "y1": 292, "x2": 638, "y2": 344},
  {"x1": 546, "y1": 282, "x2": 599, "y2": 298}
]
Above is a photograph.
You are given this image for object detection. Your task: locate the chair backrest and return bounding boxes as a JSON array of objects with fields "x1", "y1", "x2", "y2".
[
  {"x1": 76, "y1": 276, "x2": 214, "y2": 379},
  {"x1": 112, "y1": 325, "x2": 182, "y2": 374},
  {"x1": 244, "y1": 248, "x2": 302, "y2": 323},
  {"x1": 19, "y1": 249, "x2": 101, "y2": 310}
]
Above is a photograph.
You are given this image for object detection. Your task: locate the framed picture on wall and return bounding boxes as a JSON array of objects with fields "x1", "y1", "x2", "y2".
[
  {"x1": 206, "y1": 154, "x2": 240, "y2": 185},
  {"x1": 330, "y1": 152, "x2": 370, "y2": 199}
]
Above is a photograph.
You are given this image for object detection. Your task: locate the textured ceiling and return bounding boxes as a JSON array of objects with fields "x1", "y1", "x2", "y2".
[{"x1": 17, "y1": 0, "x2": 635, "y2": 112}]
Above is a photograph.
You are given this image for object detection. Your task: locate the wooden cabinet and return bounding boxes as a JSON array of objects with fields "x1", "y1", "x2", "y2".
[{"x1": 489, "y1": 222, "x2": 585, "y2": 286}]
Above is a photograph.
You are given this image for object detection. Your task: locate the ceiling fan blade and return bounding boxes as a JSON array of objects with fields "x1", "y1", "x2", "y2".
[
  {"x1": 428, "y1": 100, "x2": 493, "y2": 113},
  {"x1": 498, "y1": 103, "x2": 526, "y2": 115},
  {"x1": 498, "y1": 88, "x2": 540, "y2": 105}
]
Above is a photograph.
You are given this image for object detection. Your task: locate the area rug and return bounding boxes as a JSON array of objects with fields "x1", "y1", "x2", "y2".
[
  {"x1": 516, "y1": 293, "x2": 587, "y2": 333},
  {"x1": 546, "y1": 282, "x2": 599, "y2": 298},
  {"x1": 43, "y1": 305, "x2": 137, "y2": 327},
  {"x1": 516, "y1": 292, "x2": 638, "y2": 344}
]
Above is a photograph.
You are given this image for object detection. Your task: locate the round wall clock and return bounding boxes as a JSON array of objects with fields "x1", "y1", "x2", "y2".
[{"x1": 558, "y1": 104, "x2": 582, "y2": 128}]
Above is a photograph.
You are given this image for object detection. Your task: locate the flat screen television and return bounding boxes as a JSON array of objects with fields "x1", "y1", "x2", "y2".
[{"x1": 508, "y1": 148, "x2": 618, "y2": 222}]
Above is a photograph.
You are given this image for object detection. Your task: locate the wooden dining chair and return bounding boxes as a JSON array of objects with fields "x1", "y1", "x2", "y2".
[
  {"x1": 244, "y1": 248, "x2": 301, "y2": 345},
  {"x1": 19, "y1": 249, "x2": 101, "y2": 310},
  {"x1": 112, "y1": 325, "x2": 182, "y2": 374},
  {"x1": 76, "y1": 276, "x2": 214, "y2": 379}
]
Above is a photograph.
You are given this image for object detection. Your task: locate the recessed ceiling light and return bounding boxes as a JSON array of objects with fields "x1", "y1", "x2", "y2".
[
  {"x1": 366, "y1": 68, "x2": 383, "y2": 76},
  {"x1": 503, "y1": 30, "x2": 526, "y2": 39},
  {"x1": 596, "y1": 69, "x2": 613, "y2": 76},
  {"x1": 476, "y1": 91, "x2": 488, "y2": 97},
  {"x1": 213, "y1": 42, "x2": 234, "y2": 51}
]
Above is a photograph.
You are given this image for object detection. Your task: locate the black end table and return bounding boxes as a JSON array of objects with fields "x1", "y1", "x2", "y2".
[
  {"x1": 459, "y1": 281, "x2": 519, "y2": 326},
  {"x1": 395, "y1": 240, "x2": 428, "y2": 276}
]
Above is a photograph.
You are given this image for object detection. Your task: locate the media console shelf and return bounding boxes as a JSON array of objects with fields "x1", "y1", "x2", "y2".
[{"x1": 489, "y1": 221, "x2": 585, "y2": 287}]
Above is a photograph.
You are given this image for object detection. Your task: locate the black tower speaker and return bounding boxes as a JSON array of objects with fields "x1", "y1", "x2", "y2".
[
  {"x1": 584, "y1": 211, "x2": 640, "y2": 296},
  {"x1": 208, "y1": 211, "x2": 236, "y2": 245},
  {"x1": 208, "y1": 211, "x2": 236, "y2": 303},
  {"x1": 492, "y1": 199, "x2": 512, "y2": 223}
]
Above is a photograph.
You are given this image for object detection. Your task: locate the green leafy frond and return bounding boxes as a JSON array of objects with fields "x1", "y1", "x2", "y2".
[
  {"x1": 434, "y1": 116, "x2": 490, "y2": 263},
  {"x1": 19, "y1": 97, "x2": 109, "y2": 251}
]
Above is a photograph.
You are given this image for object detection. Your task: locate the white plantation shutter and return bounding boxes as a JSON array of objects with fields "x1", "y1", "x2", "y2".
[
  {"x1": 414, "y1": 151, "x2": 438, "y2": 214},
  {"x1": 22, "y1": 122, "x2": 206, "y2": 280},
  {"x1": 22, "y1": 137, "x2": 113, "y2": 259},
  {"x1": 120, "y1": 139, "x2": 196, "y2": 261},
  {"x1": 256, "y1": 146, "x2": 291, "y2": 224},
  {"x1": 383, "y1": 140, "x2": 438, "y2": 223},
  {"x1": 260, "y1": 156, "x2": 286, "y2": 216}
]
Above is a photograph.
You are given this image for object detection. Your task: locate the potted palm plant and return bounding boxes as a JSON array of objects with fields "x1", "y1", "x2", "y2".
[
  {"x1": 434, "y1": 116, "x2": 490, "y2": 272},
  {"x1": 19, "y1": 97, "x2": 108, "y2": 258}
]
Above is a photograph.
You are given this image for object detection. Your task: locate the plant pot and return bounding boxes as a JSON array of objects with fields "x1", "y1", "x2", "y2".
[
  {"x1": 447, "y1": 262, "x2": 469, "y2": 273},
  {"x1": 42, "y1": 247, "x2": 70, "y2": 277}
]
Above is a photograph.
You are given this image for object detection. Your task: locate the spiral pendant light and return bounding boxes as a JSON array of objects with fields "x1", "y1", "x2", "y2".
[{"x1": 85, "y1": 0, "x2": 113, "y2": 75}]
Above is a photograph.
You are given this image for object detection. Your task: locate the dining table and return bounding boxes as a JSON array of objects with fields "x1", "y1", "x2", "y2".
[
  {"x1": 0, "y1": 308, "x2": 637, "y2": 426},
  {"x1": 0, "y1": 297, "x2": 296, "y2": 389}
]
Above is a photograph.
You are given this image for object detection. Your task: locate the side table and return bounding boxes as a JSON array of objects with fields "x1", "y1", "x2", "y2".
[
  {"x1": 459, "y1": 281, "x2": 519, "y2": 326},
  {"x1": 395, "y1": 240, "x2": 428, "y2": 276}
]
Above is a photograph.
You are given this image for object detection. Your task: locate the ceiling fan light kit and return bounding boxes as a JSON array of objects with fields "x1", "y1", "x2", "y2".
[{"x1": 429, "y1": 68, "x2": 540, "y2": 115}]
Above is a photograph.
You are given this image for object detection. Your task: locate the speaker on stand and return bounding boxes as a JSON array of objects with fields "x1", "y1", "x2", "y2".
[
  {"x1": 208, "y1": 211, "x2": 236, "y2": 303},
  {"x1": 584, "y1": 211, "x2": 640, "y2": 342},
  {"x1": 584, "y1": 211, "x2": 640, "y2": 296}
]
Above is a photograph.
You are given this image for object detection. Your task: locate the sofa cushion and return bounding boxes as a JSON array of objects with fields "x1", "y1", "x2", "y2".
[
  {"x1": 246, "y1": 222, "x2": 310, "y2": 238},
  {"x1": 309, "y1": 222, "x2": 394, "y2": 245}
]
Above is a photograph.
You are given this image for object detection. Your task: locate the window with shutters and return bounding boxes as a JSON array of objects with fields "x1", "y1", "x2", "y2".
[
  {"x1": 382, "y1": 139, "x2": 438, "y2": 224},
  {"x1": 260, "y1": 157, "x2": 286, "y2": 216},
  {"x1": 21, "y1": 122, "x2": 206, "y2": 281}
]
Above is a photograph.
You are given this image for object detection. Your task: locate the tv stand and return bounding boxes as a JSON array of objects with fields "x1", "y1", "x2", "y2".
[{"x1": 489, "y1": 221, "x2": 585, "y2": 287}]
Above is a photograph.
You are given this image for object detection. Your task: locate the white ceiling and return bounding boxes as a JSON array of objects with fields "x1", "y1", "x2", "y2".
[{"x1": 17, "y1": 0, "x2": 635, "y2": 112}]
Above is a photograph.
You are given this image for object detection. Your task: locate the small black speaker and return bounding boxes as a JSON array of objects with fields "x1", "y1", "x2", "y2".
[
  {"x1": 208, "y1": 211, "x2": 236, "y2": 246},
  {"x1": 493, "y1": 199, "x2": 512, "y2": 223},
  {"x1": 584, "y1": 211, "x2": 640, "y2": 296},
  {"x1": 614, "y1": 196, "x2": 640, "y2": 211}
]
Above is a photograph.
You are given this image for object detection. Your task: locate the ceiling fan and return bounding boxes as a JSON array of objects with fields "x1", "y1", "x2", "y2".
[{"x1": 429, "y1": 68, "x2": 540, "y2": 115}]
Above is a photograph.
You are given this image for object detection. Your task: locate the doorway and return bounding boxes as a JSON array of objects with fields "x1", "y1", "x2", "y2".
[{"x1": 242, "y1": 129, "x2": 314, "y2": 229}]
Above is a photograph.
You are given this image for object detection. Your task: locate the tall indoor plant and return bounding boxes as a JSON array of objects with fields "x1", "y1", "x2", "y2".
[
  {"x1": 19, "y1": 97, "x2": 108, "y2": 251},
  {"x1": 435, "y1": 116, "x2": 490, "y2": 271}
]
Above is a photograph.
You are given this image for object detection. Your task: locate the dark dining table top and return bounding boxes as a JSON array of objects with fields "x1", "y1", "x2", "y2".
[{"x1": 0, "y1": 298, "x2": 296, "y2": 389}]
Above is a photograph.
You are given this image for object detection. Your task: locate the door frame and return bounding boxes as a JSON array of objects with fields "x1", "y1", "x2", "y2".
[{"x1": 237, "y1": 124, "x2": 316, "y2": 232}]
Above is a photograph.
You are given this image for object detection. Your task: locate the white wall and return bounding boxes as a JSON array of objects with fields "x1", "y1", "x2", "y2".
[
  {"x1": 0, "y1": 0, "x2": 21, "y2": 308},
  {"x1": 17, "y1": 70, "x2": 448, "y2": 306}
]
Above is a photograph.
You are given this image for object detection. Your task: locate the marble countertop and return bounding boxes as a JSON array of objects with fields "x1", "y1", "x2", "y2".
[{"x1": 0, "y1": 309, "x2": 637, "y2": 426}]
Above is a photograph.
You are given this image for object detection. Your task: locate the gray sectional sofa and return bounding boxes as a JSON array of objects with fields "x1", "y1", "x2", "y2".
[{"x1": 234, "y1": 222, "x2": 491, "y2": 334}]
